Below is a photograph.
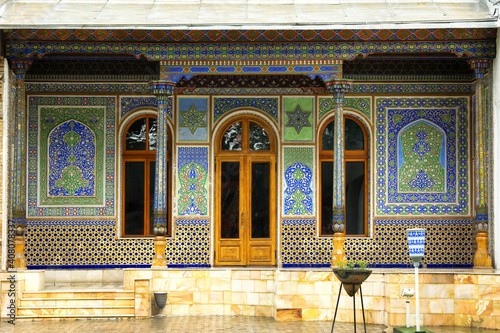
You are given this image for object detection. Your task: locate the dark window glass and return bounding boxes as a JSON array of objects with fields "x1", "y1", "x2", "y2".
[
  {"x1": 251, "y1": 162, "x2": 270, "y2": 238},
  {"x1": 321, "y1": 120, "x2": 334, "y2": 151},
  {"x1": 125, "y1": 118, "x2": 147, "y2": 150},
  {"x1": 345, "y1": 161, "x2": 365, "y2": 235},
  {"x1": 221, "y1": 122, "x2": 242, "y2": 151},
  {"x1": 220, "y1": 162, "x2": 240, "y2": 238},
  {"x1": 249, "y1": 122, "x2": 270, "y2": 151},
  {"x1": 149, "y1": 161, "x2": 156, "y2": 235},
  {"x1": 345, "y1": 119, "x2": 364, "y2": 150},
  {"x1": 321, "y1": 161, "x2": 333, "y2": 235},
  {"x1": 124, "y1": 161, "x2": 145, "y2": 235},
  {"x1": 149, "y1": 118, "x2": 157, "y2": 151}
]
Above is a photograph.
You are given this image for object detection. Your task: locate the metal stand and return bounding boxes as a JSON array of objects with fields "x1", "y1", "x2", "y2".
[{"x1": 331, "y1": 283, "x2": 367, "y2": 333}]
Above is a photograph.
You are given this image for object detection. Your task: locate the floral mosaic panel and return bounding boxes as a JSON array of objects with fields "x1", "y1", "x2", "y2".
[
  {"x1": 283, "y1": 97, "x2": 314, "y2": 141},
  {"x1": 318, "y1": 96, "x2": 371, "y2": 121},
  {"x1": 24, "y1": 219, "x2": 210, "y2": 268},
  {"x1": 376, "y1": 97, "x2": 469, "y2": 216},
  {"x1": 213, "y1": 97, "x2": 279, "y2": 122},
  {"x1": 177, "y1": 147, "x2": 209, "y2": 216},
  {"x1": 120, "y1": 96, "x2": 159, "y2": 119},
  {"x1": 178, "y1": 97, "x2": 208, "y2": 142},
  {"x1": 28, "y1": 96, "x2": 116, "y2": 217},
  {"x1": 283, "y1": 147, "x2": 314, "y2": 216},
  {"x1": 281, "y1": 218, "x2": 474, "y2": 268}
]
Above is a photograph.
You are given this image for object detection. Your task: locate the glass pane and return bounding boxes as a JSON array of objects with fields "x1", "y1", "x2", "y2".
[
  {"x1": 345, "y1": 161, "x2": 365, "y2": 235},
  {"x1": 149, "y1": 161, "x2": 156, "y2": 235},
  {"x1": 251, "y1": 162, "x2": 270, "y2": 238},
  {"x1": 220, "y1": 162, "x2": 240, "y2": 238},
  {"x1": 124, "y1": 161, "x2": 145, "y2": 235},
  {"x1": 345, "y1": 119, "x2": 364, "y2": 150},
  {"x1": 125, "y1": 118, "x2": 147, "y2": 150},
  {"x1": 321, "y1": 161, "x2": 333, "y2": 235},
  {"x1": 321, "y1": 120, "x2": 334, "y2": 151},
  {"x1": 249, "y1": 122, "x2": 270, "y2": 151},
  {"x1": 149, "y1": 118, "x2": 157, "y2": 151},
  {"x1": 221, "y1": 122, "x2": 242, "y2": 151}
]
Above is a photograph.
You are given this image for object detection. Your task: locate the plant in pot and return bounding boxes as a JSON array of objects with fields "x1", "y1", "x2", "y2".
[{"x1": 332, "y1": 261, "x2": 371, "y2": 296}]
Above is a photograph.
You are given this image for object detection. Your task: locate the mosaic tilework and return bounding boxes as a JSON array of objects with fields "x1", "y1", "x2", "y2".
[
  {"x1": 318, "y1": 96, "x2": 371, "y2": 121},
  {"x1": 28, "y1": 96, "x2": 116, "y2": 217},
  {"x1": 351, "y1": 83, "x2": 473, "y2": 94},
  {"x1": 7, "y1": 40, "x2": 495, "y2": 62},
  {"x1": 26, "y1": 83, "x2": 151, "y2": 94},
  {"x1": 283, "y1": 147, "x2": 314, "y2": 216},
  {"x1": 213, "y1": 97, "x2": 279, "y2": 122},
  {"x1": 48, "y1": 120, "x2": 97, "y2": 197},
  {"x1": 24, "y1": 220, "x2": 153, "y2": 267},
  {"x1": 178, "y1": 97, "x2": 208, "y2": 142},
  {"x1": 186, "y1": 87, "x2": 320, "y2": 96},
  {"x1": 376, "y1": 97, "x2": 469, "y2": 216},
  {"x1": 177, "y1": 147, "x2": 209, "y2": 216},
  {"x1": 7, "y1": 28, "x2": 496, "y2": 42},
  {"x1": 281, "y1": 218, "x2": 474, "y2": 268},
  {"x1": 165, "y1": 219, "x2": 210, "y2": 267},
  {"x1": 283, "y1": 97, "x2": 314, "y2": 141},
  {"x1": 120, "y1": 96, "x2": 158, "y2": 119}
]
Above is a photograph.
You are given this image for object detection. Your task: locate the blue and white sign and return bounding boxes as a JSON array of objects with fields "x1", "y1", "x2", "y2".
[{"x1": 407, "y1": 228, "x2": 426, "y2": 266}]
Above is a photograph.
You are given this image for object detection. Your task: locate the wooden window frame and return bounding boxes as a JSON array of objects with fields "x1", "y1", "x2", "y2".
[
  {"x1": 319, "y1": 115, "x2": 369, "y2": 237},
  {"x1": 122, "y1": 115, "x2": 171, "y2": 237}
]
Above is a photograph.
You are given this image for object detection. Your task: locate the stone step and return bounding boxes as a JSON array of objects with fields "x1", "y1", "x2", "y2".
[
  {"x1": 21, "y1": 290, "x2": 134, "y2": 299},
  {"x1": 19, "y1": 298, "x2": 134, "y2": 307},
  {"x1": 17, "y1": 306, "x2": 135, "y2": 317}
]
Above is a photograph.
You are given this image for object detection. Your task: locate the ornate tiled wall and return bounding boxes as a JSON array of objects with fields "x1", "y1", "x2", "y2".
[
  {"x1": 283, "y1": 97, "x2": 314, "y2": 141},
  {"x1": 213, "y1": 97, "x2": 279, "y2": 122},
  {"x1": 375, "y1": 97, "x2": 470, "y2": 216},
  {"x1": 283, "y1": 147, "x2": 314, "y2": 216},
  {"x1": 177, "y1": 146, "x2": 209, "y2": 216},
  {"x1": 281, "y1": 218, "x2": 474, "y2": 268},
  {"x1": 178, "y1": 97, "x2": 208, "y2": 142},
  {"x1": 27, "y1": 96, "x2": 116, "y2": 217}
]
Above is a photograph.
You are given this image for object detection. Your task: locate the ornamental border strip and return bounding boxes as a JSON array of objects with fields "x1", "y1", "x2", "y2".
[{"x1": 6, "y1": 40, "x2": 495, "y2": 62}]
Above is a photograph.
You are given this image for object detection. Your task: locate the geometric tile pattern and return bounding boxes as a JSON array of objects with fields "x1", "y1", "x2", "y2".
[
  {"x1": 120, "y1": 96, "x2": 158, "y2": 118},
  {"x1": 24, "y1": 220, "x2": 153, "y2": 268},
  {"x1": 281, "y1": 218, "x2": 474, "y2": 268},
  {"x1": 26, "y1": 83, "x2": 151, "y2": 94},
  {"x1": 283, "y1": 97, "x2": 313, "y2": 141},
  {"x1": 351, "y1": 83, "x2": 473, "y2": 94},
  {"x1": 318, "y1": 96, "x2": 371, "y2": 121},
  {"x1": 7, "y1": 28, "x2": 496, "y2": 43},
  {"x1": 213, "y1": 97, "x2": 279, "y2": 122},
  {"x1": 28, "y1": 96, "x2": 116, "y2": 217},
  {"x1": 177, "y1": 147, "x2": 209, "y2": 216},
  {"x1": 283, "y1": 147, "x2": 314, "y2": 216},
  {"x1": 165, "y1": 219, "x2": 210, "y2": 267},
  {"x1": 178, "y1": 97, "x2": 208, "y2": 142},
  {"x1": 376, "y1": 97, "x2": 469, "y2": 216}
]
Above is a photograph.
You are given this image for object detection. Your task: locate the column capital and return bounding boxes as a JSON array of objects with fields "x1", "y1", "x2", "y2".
[
  {"x1": 149, "y1": 80, "x2": 175, "y2": 97},
  {"x1": 10, "y1": 59, "x2": 33, "y2": 80},
  {"x1": 468, "y1": 59, "x2": 491, "y2": 79},
  {"x1": 325, "y1": 79, "x2": 352, "y2": 102}
]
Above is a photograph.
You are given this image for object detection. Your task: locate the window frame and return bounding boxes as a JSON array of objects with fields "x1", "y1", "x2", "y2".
[
  {"x1": 121, "y1": 114, "x2": 172, "y2": 238},
  {"x1": 319, "y1": 115, "x2": 369, "y2": 237}
]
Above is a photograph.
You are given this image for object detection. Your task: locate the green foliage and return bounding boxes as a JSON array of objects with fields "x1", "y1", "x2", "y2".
[{"x1": 335, "y1": 260, "x2": 370, "y2": 271}]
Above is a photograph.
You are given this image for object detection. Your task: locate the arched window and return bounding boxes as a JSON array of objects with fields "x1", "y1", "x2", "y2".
[
  {"x1": 320, "y1": 115, "x2": 368, "y2": 236},
  {"x1": 122, "y1": 115, "x2": 171, "y2": 237}
]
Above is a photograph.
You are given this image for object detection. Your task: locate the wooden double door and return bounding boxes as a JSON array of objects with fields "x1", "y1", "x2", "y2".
[{"x1": 215, "y1": 116, "x2": 276, "y2": 266}]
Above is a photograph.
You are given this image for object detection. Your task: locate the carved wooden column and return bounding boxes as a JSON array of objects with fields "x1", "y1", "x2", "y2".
[
  {"x1": 469, "y1": 59, "x2": 493, "y2": 268},
  {"x1": 325, "y1": 79, "x2": 352, "y2": 266},
  {"x1": 10, "y1": 60, "x2": 31, "y2": 269},
  {"x1": 149, "y1": 81, "x2": 174, "y2": 267}
]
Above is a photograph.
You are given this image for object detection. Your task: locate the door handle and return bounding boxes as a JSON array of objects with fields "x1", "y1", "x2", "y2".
[{"x1": 241, "y1": 212, "x2": 245, "y2": 229}]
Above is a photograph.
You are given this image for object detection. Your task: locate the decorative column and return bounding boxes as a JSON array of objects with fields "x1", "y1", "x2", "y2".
[
  {"x1": 10, "y1": 60, "x2": 32, "y2": 269},
  {"x1": 469, "y1": 59, "x2": 492, "y2": 268},
  {"x1": 325, "y1": 79, "x2": 352, "y2": 266},
  {"x1": 149, "y1": 81, "x2": 174, "y2": 267}
]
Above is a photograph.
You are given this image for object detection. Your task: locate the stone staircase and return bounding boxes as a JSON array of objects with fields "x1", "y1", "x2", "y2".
[{"x1": 17, "y1": 269, "x2": 135, "y2": 319}]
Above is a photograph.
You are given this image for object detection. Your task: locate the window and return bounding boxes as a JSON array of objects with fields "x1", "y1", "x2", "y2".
[
  {"x1": 320, "y1": 116, "x2": 368, "y2": 236},
  {"x1": 122, "y1": 115, "x2": 171, "y2": 237}
]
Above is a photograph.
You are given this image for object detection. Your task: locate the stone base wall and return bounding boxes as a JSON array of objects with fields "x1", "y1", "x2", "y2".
[{"x1": 122, "y1": 269, "x2": 499, "y2": 329}]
